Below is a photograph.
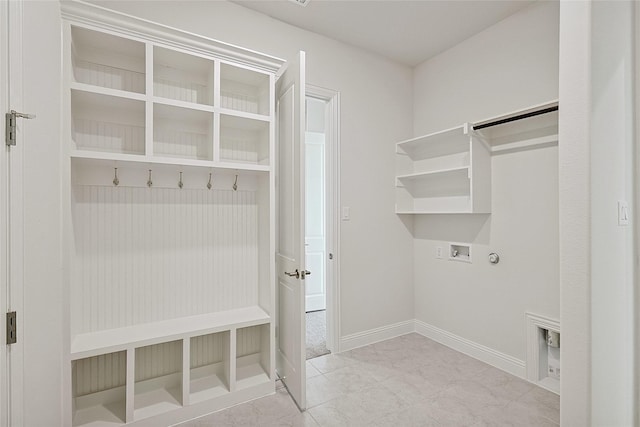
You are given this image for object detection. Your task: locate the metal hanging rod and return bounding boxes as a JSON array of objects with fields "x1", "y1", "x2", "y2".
[{"x1": 472, "y1": 106, "x2": 558, "y2": 131}]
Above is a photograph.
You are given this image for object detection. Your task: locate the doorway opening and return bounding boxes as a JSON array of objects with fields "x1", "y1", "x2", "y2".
[{"x1": 304, "y1": 87, "x2": 339, "y2": 360}]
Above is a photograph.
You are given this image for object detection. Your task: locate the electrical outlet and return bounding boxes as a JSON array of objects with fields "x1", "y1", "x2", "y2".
[{"x1": 436, "y1": 247, "x2": 443, "y2": 259}]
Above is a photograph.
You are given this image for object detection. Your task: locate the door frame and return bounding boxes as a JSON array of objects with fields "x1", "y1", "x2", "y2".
[
  {"x1": 306, "y1": 84, "x2": 340, "y2": 353},
  {"x1": 1, "y1": 1, "x2": 25, "y2": 425},
  {"x1": 635, "y1": 3, "x2": 640, "y2": 424}
]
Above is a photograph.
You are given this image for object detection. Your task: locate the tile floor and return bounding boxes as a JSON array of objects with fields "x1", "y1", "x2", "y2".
[{"x1": 179, "y1": 333, "x2": 559, "y2": 426}]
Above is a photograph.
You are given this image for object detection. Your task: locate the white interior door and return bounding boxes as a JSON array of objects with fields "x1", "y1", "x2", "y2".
[
  {"x1": 0, "y1": 3, "x2": 8, "y2": 424},
  {"x1": 1, "y1": 1, "x2": 25, "y2": 425},
  {"x1": 276, "y1": 51, "x2": 307, "y2": 410}
]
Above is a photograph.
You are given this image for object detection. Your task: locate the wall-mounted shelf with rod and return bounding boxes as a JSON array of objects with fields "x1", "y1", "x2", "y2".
[
  {"x1": 395, "y1": 100, "x2": 558, "y2": 214},
  {"x1": 473, "y1": 100, "x2": 559, "y2": 154}
]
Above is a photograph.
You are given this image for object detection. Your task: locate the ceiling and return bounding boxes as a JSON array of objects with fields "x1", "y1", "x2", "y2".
[{"x1": 231, "y1": 0, "x2": 534, "y2": 67}]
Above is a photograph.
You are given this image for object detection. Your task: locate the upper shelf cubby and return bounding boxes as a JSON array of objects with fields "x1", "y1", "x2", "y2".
[
  {"x1": 220, "y1": 63, "x2": 270, "y2": 116},
  {"x1": 71, "y1": 90, "x2": 145, "y2": 155},
  {"x1": 71, "y1": 26, "x2": 146, "y2": 95},
  {"x1": 154, "y1": 47, "x2": 214, "y2": 107}
]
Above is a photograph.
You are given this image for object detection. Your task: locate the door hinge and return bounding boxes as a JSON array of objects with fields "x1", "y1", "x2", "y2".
[
  {"x1": 6, "y1": 311, "x2": 17, "y2": 345},
  {"x1": 6, "y1": 110, "x2": 36, "y2": 146}
]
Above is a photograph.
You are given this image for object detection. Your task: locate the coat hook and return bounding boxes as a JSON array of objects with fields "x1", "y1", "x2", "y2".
[
  {"x1": 178, "y1": 171, "x2": 183, "y2": 189},
  {"x1": 147, "y1": 169, "x2": 153, "y2": 188},
  {"x1": 207, "y1": 173, "x2": 212, "y2": 190},
  {"x1": 233, "y1": 174, "x2": 238, "y2": 191},
  {"x1": 112, "y1": 168, "x2": 119, "y2": 186}
]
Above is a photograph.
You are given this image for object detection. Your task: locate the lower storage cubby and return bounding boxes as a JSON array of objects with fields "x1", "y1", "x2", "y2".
[
  {"x1": 72, "y1": 351, "x2": 127, "y2": 427},
  {"x1": 189, "y1": 331, "x2": 231, "y2": 404},
  {"x1": 236, "y1": 324, "x2": 271, "y2": 391},
  {"x1": 134, "y1": 340, "x2": 183, "y2": 421}
]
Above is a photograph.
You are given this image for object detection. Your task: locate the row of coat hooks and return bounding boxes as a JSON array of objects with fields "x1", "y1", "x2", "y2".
[{"x1": 112, "y1": 168, "x2": 239, "y2": 191}]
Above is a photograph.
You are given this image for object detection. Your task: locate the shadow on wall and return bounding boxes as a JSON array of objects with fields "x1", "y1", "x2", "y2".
[{"x1": 412, "y1": 214, "x2": 491, "y2": 244}]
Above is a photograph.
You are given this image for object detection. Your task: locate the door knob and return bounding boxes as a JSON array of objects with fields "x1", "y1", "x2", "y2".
[
  {"x1": 301, "y1": 270, "x2": 311, "y2": 279},
  {"x1": 285, "y1": 269, "x2": 299, "y2": 279}
]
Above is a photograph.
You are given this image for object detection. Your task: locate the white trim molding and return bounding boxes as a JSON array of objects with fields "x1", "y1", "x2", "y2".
[
  {"x1": 306, "y1": 84, "x2": 341, "y2": 354},
  {"x1": 414, "y1": 319, "x2": 526, "y2": 379},
  {"x1": 60, "y1": 0, "x2": 285, "y2": 73},
  {"x1": 339, "y1": 320, "x2": 414, "y2": 352}
]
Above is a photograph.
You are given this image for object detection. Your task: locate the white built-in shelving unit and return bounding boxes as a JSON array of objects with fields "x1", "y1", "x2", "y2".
[
  {"x1": 62, "y1": 2, "x2": 284, "y2": 425},
  {"x1": 395, "y1": 101, "x2": 558, "y2": 214}
]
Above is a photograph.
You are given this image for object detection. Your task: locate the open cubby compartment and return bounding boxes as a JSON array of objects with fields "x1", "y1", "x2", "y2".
[
  {"x1": 396, "y1": 167, "x2": 471, "y2": 213},
  {"x1": 153, "y1": 104, "x2": 213, "y2": 160},
  {"x1": 220, "y1": 63, "x2": 270, "y2": 116},
  {"x1": 189, "y1": 331, "x2": 231, "y2": 404},
  {"x1": 70, "y1": 26, "x2": 145, "y2": 94},
  {"x1": 154, "y1": 46, "x2": 214, "y2": 106},
  {"x1": 235, "y1": 324, "x2": 271, "y2": 391},
  {"x1": 71, "y1": 90, "x2": 145, "y2": 155},
  {"x1": 72, "y1": 351, "x2": 127, "y2": 427},
  {"x1": 219, "y1": 114, "x2": 270, "y2": 165},
  {"x1": 134, "y1": 340, "x2": 183, "y2": 421}
]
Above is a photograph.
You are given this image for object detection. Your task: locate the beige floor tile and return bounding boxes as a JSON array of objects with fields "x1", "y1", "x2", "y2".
[
  {"x1": 263, "y1": 411, "x2": 320, "y2": 427},
  {"x1": 307, "y1": 384, "x2": 409, "y2": 427},
  {"x1": 372, "y1": 402, "x2": 446, "y2": 427},
  {"x1": 308, "y1": 353, "x2": 357, "y2": 374},
  {"x1": 516, "y1": 387, "x2": 560, "y2": 424},
  {"x1": 305, "y1": 372, "x2": 348, "y2": 408},
  {"x1": 305, "y1": 361, "x2": 322, "y2": 379},
  {"x1": 322, "y1": 364, "x2": 379, "y2": 394},
  {"x1": 473, "y1": 399, "x2": 559, "y2": 427}
]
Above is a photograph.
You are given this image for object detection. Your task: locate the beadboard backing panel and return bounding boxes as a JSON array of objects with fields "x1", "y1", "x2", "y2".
[
  {"x1": 71, "y1": 186, "x2": 259, "y2": 336},
  {"x1": 73, "y1": 117, "x2": 145, "y2": 154},
  {"x1": 191, "y1": 332, "x2": 226, "y2": 368},
  {"x1": 136, "y1": 341, "x2": 182, "y2": 382},
  {"x1": 236, "y1": 325, "x2": 263, "y2": 358},
  {"x1": 73, "y1": 351, "x2": 127, "y2": 397}
]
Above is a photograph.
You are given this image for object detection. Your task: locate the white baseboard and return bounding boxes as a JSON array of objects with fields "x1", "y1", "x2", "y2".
[
  {"x1": 339, "y1": 320, "x2": 414, "y2": 352},
  {"x1": 413, "y1": 319, "x2": 526, "y2": 379}
]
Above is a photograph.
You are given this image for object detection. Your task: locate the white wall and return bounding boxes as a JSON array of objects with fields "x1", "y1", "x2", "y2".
[
  {"x1": 412, "y1": 0, "x2": 560, "y2": 364},
  {"x1": 559, "y1": 1, "x2": 637, "y2": 424},
  {"x1": 589, "y1": 1, "x2": 635, "y2": 424},
  {"x1": 558, "y1": 2, "x2": 592, "y2": 421}
]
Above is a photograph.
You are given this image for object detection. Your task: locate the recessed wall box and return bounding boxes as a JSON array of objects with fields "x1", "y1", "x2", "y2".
[{"x1": 449, "y1": 243, "x2": 471, "y2": 263}]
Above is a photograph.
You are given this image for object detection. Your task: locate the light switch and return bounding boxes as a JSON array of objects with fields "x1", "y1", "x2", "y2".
[
  {"x1": 618, "y1": 201, "x2": 630, "y2": 226},
  {"x1": 342, "y1": 206, "x2": 350, "y2": 221}
]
